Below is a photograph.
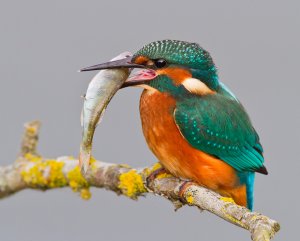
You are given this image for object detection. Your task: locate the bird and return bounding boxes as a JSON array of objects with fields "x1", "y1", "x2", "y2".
[{"x1": 81, "y1": 40, "x2": 268, "y2": 210}]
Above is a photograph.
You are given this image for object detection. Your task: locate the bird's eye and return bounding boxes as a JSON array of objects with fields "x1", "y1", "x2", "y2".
[{"x1": 154, "y1": 59, "x2": 167, "y2": 68}]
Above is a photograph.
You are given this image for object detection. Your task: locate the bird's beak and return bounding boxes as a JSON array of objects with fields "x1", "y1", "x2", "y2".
[
  {"x1": 80, "y1": 55, "x2": 157, "y2": 87},
  {"x1": 122, "y1": 69, "x2": 157, "y2": 87},
  {"x1": 79, "y1": 56, "x2": 145, "y2": 72}
]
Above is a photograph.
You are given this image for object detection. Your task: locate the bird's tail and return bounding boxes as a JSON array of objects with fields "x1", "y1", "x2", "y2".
[
  {"x1": 245, "y1": 172, "x2": 255, "y2": 211},
  {"x1": 237, "y1": 171, "x2": 255, "y2": 211}
]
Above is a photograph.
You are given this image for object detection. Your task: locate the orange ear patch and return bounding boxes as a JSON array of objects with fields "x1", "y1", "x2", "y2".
[
  {"x1": 157, "y1": 67, "x2": 192, "y2": 86},
  {"x1": 134, "y1": 56, "x2": 150, "y2": 65}
]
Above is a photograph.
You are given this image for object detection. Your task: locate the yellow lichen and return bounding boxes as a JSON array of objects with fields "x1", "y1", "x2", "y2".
[
  {"x1": 223, "y1": 210, "x2": 246, "y2": 228},
  {"x1": 66, "y1": 166, "x2": 91, "y2": 200},
  {"x1": 156, "y1": 172, "x2": 173, "y2": 179},
  {"x1": 220, "y1": 197, "x2": 235, "y2": 204},
  {"x1": 89, "y1": 156, "x2": 96, "y2": 164},
  {"x1": 151, "y1": 162, "x2": 163, "y2": 171},
  {"x1": 24, "y1": 153, "x2": 42, "y2": 162},
  {"x1": 26, "y1": 126, "x2": 37, "y2": 134},
  {"x1": 119, "y1": 164, "x2": 131, "y2": 169},
  {"x1": 118, "y1": 170, "x2": 147, "y2": 198},
  {"x1": 47, "y1": 160, "x2": 67, "y2": 187},
  {"x1": 21, "y1": 158, "x2": 91, "y2": 200},
  {"x1": 21, "y1": 159, "x2": 67, "y2": 188},
  {"x1": 21, "y1": 164, "x2": 47, "y2": 187},
  {"x1": 220, "y1": 197, "x2": 245, "y2": 226},
  {"x1": 143, "y1": 162, "x2": 163, "y2": 176},
  {"x1": 185, "y1": 192, "x2": 194, "y2": 204},
  {"x1": 89, "y1": 156, "x2": 98, "y2": 172},
  {"x1": 67, "y1": 166, "x2": 89, "y2": 191},
  {"x1": 80, "y1": 188, "x2": 92, "y2": 200}
]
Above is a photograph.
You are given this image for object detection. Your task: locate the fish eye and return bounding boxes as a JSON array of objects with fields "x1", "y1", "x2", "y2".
[{"x1": 154, "y1": 59, "x2": 167, "y2": 68}]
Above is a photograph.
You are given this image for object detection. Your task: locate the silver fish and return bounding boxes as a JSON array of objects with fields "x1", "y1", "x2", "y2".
[{"x1": 79, "y1": 52, "x2": 132, "y2": 173}]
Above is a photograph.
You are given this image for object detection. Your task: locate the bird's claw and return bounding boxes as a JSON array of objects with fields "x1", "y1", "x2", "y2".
[
  {"x1": 178, "y1": 180, "x2": 195, "y2": 202},
  {"x1": 146, "y1": 167, "x2": 168, "y2": 186}
]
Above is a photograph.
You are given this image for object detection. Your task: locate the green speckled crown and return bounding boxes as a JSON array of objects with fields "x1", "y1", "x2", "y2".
[{"x1": 133, "y1": 40, "x2": 219, "y2": 89}]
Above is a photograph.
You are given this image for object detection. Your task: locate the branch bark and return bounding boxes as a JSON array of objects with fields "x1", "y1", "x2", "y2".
[{"x1": 0, "y1": 121, "x2": 280, "y2": 241}]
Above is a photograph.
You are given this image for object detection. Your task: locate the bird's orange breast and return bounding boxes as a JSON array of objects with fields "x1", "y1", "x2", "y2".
[{"x1": 139, "y1": 90, "x2": 247, "y2": 207}]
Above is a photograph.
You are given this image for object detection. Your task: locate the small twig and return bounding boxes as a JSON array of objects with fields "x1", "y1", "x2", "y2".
[{"x1": 19, "y1": 120, "x2": 41, "y2": 157}]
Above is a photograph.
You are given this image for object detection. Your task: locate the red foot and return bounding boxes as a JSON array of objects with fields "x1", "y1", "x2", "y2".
[
  {"x1": 146, "y1": 167, "x2": 168, "y2": 186},
  {"x1": 178, "y1": 181, "x2": 194, "y2": 201}
]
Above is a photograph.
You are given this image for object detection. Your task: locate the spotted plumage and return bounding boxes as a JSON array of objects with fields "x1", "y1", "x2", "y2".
[
  {"x1": 134, "y1": 40, "x2": 219, "y2": 89},
  {"x1": 132, "y1": 40, "x2": 267, "y2": 210}
]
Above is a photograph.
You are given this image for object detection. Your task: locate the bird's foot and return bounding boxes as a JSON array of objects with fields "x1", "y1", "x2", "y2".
[
  {"x1": 146, "y1": 166, "x2": 169, "y2": 186},
  {"x1": 178, "y1": 181, "x2": 195, "y2": 202}
]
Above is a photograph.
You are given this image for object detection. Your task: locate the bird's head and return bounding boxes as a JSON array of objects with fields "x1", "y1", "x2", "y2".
[{"x1": 81, "y1": 40, "x2": 219, "y2": 97}]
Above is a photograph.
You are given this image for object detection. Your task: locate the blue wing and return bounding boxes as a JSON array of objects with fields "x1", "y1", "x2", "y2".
[{"x1": 174, "y1": 88, "x2": 267, "y2": 174}]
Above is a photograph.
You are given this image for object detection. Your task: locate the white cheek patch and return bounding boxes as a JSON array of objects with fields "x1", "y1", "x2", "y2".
[{"x1": 182, "y1": 78, "x2": 214, "y2": 95}]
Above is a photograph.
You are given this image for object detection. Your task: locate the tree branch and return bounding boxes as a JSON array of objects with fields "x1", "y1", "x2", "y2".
[{"x1": 0, "y1": 121, "x2": 280, "y2": 241}]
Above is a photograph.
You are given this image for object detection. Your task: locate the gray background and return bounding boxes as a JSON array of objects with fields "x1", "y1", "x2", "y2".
[{"x1": 0, "y1": 0, "x2": 298, "y2": 240}]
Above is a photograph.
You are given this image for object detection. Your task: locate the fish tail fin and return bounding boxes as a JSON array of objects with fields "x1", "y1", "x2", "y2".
[{"x1": 79, "y1": 145, "x2": 91, "y2": 174}]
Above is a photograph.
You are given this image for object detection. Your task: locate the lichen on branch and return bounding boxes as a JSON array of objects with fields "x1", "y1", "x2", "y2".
[
  {"x1": 19, "y1": 153, "x2": 91, "y2": 199},
  {"x1": 0, "y1": 121, "x2": 280, "y2": 241}
]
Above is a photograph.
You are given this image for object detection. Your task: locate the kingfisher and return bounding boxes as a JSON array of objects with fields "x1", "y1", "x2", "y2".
[{"x1": 81, "y1": 40, "x2": 268, "y2": 210}]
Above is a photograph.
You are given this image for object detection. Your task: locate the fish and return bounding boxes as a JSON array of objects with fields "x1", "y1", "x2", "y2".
[{"x1": 79, "y1": 52, "x2": 132, "y2": 173}]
